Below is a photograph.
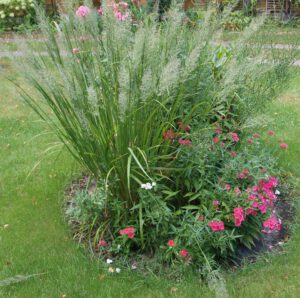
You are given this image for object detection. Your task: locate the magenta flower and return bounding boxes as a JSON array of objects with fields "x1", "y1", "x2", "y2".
[
  {"x1": 229, "y1": 151, "x2": 237, "y2": 157},
  {"x1": 115, "y1": 11, "x2": 129, "y2": 21},
  {"x1": 180, "y1": 249, "x2": 188, "y2": 257},
  {"x1": 178, "y1": 139, "x2": 192, "y2": 146},
  {"x1": 247, "y1": 139, "x2": 253, "y2": 144},
  {"x1": 167, "y1": 239, "x2": 175, "y2": 247},
  {"x1": 263, "y1": 217, "x2": 281, "y2": 232},
  {"x1": 268, "y1": 130, "x2": 274, "y2": 136},
  {"x1": 76, "y1": 5, "x2": 90, "y2": 17},
  {"x1": 120, "y1": 227, "x2": 135, "y2": 239},
  {"x1": 208, "y1": 221, "x2": 225, "y2": 232},
  {"x1": 253, "y1": 133, "x2": 260, "y2": 138},
  {"x1": 233, "y1": 207, "x2": 245, "y2": 227},
  {"x1": 213, "y1": 200, "x2": 220, "y2": 207},
  {"x1": 230, "y1": 133, "x2": 239, "y2": 142},
  {"x1": 212, "y1": 137, "x2": 219, "y2": 144},
  {"x1": 98, "y1": 239, "x2": 108, "y2": 247},
  {"x1": 215, "y1": 129, "x2": 222, "y2": 134}
]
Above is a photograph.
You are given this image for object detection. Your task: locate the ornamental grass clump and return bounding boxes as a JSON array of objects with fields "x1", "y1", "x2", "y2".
[{"x1": 19, "y1": 1, "x2": 291, "y2": 275}]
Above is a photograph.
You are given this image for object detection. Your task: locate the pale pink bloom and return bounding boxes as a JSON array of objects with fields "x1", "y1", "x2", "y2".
[
  {"x1": 213, "y1": 200, "x2": 220, "y2": 207},
  {"x1": 268, "y1": 130, "x2": 274, "y2": 136},
  {"x1": 76, "y1": 5, "x2": 90, "y2": 17},
  {"x1": 98, "y1": 7, "x2": 104, "y2": 16},
  {"x1": 72, "y1": 48, "x2": 80, "y2": 54},
  {"x1": 115, "y1": 11, "x2": 129, "y2": 21},
  {"x1": 280, "y1": 143, "x2": 288, "y2": 150}
]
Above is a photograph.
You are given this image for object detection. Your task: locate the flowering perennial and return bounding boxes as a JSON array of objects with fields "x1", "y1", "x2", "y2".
[
  {"x1": 120, "y1": 227, "x2": 135, "y2": 239},
  {"x1": 208, "y1": 221, "x2": 225, "y2": 232}
]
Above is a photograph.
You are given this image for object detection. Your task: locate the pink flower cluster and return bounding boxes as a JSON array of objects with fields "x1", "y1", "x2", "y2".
[
  {"x1": 110, "y1": 1, "x2": 129, "y2": 21},
  {"x1": 230, "y1": 133, "x2": 239, "y2": 142},
  {"x1": 120, "y1": 227, "x2": 135, "y2": 239},
  {"x1": 76, "y1": 5, "x2": 90, "y2": 17},
  {"x1": 233, "y1": 207, "x2": 245, "y2": 227},
  {"x1": 263, "y1": 217, "x2": 281, "y2": 233},
  {"x1": 248, "y1": 176, "x2": 278, "y2": 214},
  {"x1": 208, "y1": 221, "x2": 225, "y2": 232}
]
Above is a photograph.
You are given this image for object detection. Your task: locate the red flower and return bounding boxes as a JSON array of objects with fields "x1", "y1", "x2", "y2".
[
  {"x1": 224, "y1": 184, "x2": 231, "y2": 191},
  {"x1": 163, "y1": 130, "x2": 175, "y2": 141},
  {"x1": 229, "y1": 151, "x2": 237, "y2": 157},
  {"x1": 268, "y1": 130, "x2": 274, "y2": 136},
  {"x1": 167, "y1": 239, "x2": 175, "y2": 247},
  {"x1": 247, "y1": 139, "x2": 253, "y2": 144},
  {"x1": 180, "y1": 249, "x2": 188, "y2": 257},
  {"x1": 280, "y1": 143, "x2": 288, "y2": 150},
  {"x1": 213, "y1": 200, "x2": 220, "y2": 207},
  {"x1": 212, "y1": 137, "x2": 219, "y2": 144},
  {"x1": 178, "y1": 139, "x2": 192, "y2": 146},
  {"x1": 98, "y1": 239, "x2": 108, "y2": 247},
  {"x1": 120, "y1": 227, "x2": 135, "y2": 239},
  {"x1": 215, "y1": 129, "x2": 222, "y2": 134},
  {"x1": 253, "y1": 133, "x2": 260, "y2": 138}
]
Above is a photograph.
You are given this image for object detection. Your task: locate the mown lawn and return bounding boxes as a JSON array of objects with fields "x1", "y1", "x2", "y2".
[{"x1": 0, "y1": 51, "x2": 300, "y2": 297}]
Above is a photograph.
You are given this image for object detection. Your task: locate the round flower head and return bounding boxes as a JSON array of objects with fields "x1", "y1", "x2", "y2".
[{"x1": 76, "y1": 5, "x2": 90, "y2": 17}]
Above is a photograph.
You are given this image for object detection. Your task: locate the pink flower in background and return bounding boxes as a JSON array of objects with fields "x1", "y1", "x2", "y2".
[
  {"x1": 179, "y1": 139, "x2": 192, "y2": 146},
  {"x1": 215, "y1": 129, "x2": 222, "y2": 134},
  {"x1": 233, "y1": 207, "x2": 245, "y2": 227},
  {"x1": 76, "y1": 5, "x2": 90, "y2": 17},
  {"x1": 229, "y1": 151, "x2": 237, "y2": 157},
  {"x1": 98, "y1": 7, "x2": 104, "y2": 16},
  {"x1": 180, "y1": 249, "x2": 188, "y2": 257},
  {"x1": 213, "y1": 200, "x2": 220, "y2": 207},
  {"x1": 263, "y1": 217, "x2": 281, "y2": 232},
  {"x1": 163, "y1": 130, "x2": 175, "y2": 141},
  {"x1": 235, "y1": 187, "x2": 241, "y2": 196},
  {"x1": 220, "y1": 142, "x2": 226, "y2": 147},
  {"x1": 224, "y1": 184, "x2": 231, "y2": 191},
  {"x1": 120, "y1": 227, "x2": 135, "y2": 239},
  {"x1": 208, "y1": 221, "x2": 225, "y2": 232},
  {"x1": 212, "y1": 137, "x2": 219, "y2": 144},
  {"x1": 230, "y1": 133, "x2": 239, "y2": 142},
  {"x1": 280, "y1": 143, "x2": 288, "y2": 150},
  {"x1": 115, "y1": 11, "x2": 129, "y2": 21},
  {"x1": 268, "y1": 130, "x2": 274, "y2": 136},
  {"x1": 247, "y1": 139, "x2": 253, "y2": 144},
  {"x1": 178, "y1": 121, "x2": 191, "y2": 132},
  {"x1": 98, "y1": 239, "x2": 108, "y2": 247},
  {"x1": 237, "y1": 173, "x2": 245, "y2": 179},
  {"x1": 167, "y1": 240, "x2": 175, "y2": 247},
  {"x1": 253, "y1": 133, "x2": 260, "y2": 138}
]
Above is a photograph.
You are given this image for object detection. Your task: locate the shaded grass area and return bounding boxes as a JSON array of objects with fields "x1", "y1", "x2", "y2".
[{"x1": 0, "y1": 63, "x2": 300, "y2": 297}]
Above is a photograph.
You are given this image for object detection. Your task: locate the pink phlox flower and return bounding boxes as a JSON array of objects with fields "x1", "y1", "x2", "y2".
[
  {"x1": 180, "y1": 249, "x2": 189, "y2": 257},
  {"x1": 230, "y1": 133, "x2": 239, "y2": 142},
  {"x1": 98, "y1": 239, "x2": 108, "y2": 247},
  {"x1": 167, "y1": 239, "x2": 175, "y2": 247},
  {"x1": 246, "y1": 208, "x2": 257, "y2": 216},
  {"x1": 268, "y1": 130, "x2": 274, "y2": 136},
  {"x1": 229, "y1": 151, "x2": 237, "y2": 157},
  {"x1": 213, "y1": 200, "x2": 220, "y2": 207},
  {"x1": 178, "y1": 139, "x2": 192, "y2": 146},
  {"x1": 76, "y1": 5, "x2": 90, "y2": 17},
  {"x1": 248, "y1": 193, "x2": 256, "y2": 201},
  {"x1": 224, "y1": 184, "x2": 231, "y2": 191},
  {"x1": 247, "y1": 139, "x2": 253, "y2": 144},
  {"x1": 280, "y1": 143, "x2": 288, "y2": 150},
  {"x1": 233, "y1": 207, "x2": 245, "y2": 227},
  {"x1": 115, "y1": 11, "x2": 129, "y2": 21},
  {"x1": 163, "y1": 130, "x2": 175, "y2": 141},
  {"x1": 120, "y1": 227, "x2": 135, "y2": 239},
  {"x1": 263, "y1": 217, "x2": 281, "y2": 233},
  {"x1": 208, "y1": 221, "x2": 225, "y2": 232},
  {"x1": 215, "y1": 129, "x2": 222, "y2": 134},
  {"x1": 253, "y1": 133, "x2": 260, "y2": 138},
  {"x1": 98, "y1": 6, "x2": 104, "y2": 16},
  {"x1": 212, "y1": 137, "x2": 219, "y2": 144}
]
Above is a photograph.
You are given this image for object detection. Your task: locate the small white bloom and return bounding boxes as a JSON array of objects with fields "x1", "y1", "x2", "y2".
[
  {"x1": 117, "y1": 244, "x2": 121, "y2": 249},
  {"x1": 106, "y1": 258, "x2": 113, "y2": 264},
  {"x1": 141, "y1": 182, "x2": 153, "y2": 190},
  {"x1": 151, "y1": 182, "x2": 156, "y2": 187},
  {"x1": 108, "y1": 267, "x2": 115, "y2": 273},
  {"x1": 131, "y1": 264, "x2": 137, "y2": 270},
  {"x1": 275, "y1": 190, "x2": 280, "y2": 195},
  {"x1": 3, "y1": 224, "x2": 9, "y2": 229},
  {"x1": 116, "y1": 268, "x2": 121, "y2": 273}
]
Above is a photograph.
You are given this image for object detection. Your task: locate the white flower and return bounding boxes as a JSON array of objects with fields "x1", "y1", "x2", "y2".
[
  {"x1": 106, "y1": 258, "x2": 113, "y2": 264},
  {"x1": 275, "y1": 190, "x2": 280, "y2": 195},
  {"x1": 108, "y1": 267, "x2": 115, "y2": 273},
  {"x1": 117, "y1": 244, "x2": 121, "y2": 249},
  {"x1": 151, "y1": 182, "x2": 156, "y2": 187},
  {"x1": 131, "y1": 264, "x2": 137, "y2": 270},
  {"x1": 116, "y1": 268, "x2": 121, "y2": 273},
  {"x1": 3, "y1": 224, "x2": 9, "y2": 229},
  {"x1": 141, "y1": 182, "x2": 153, "y2": 190}
]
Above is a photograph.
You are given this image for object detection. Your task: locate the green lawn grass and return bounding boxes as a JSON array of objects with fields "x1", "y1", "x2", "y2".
[{"x1": 0, "y1": 58, "x2": 300, "y2": 297}]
